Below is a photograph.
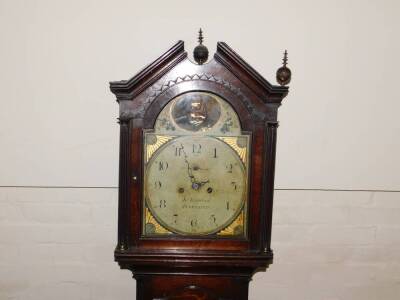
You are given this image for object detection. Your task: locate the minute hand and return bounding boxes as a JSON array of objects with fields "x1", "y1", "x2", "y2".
[
  {"x1": 198, "y1": 179, "x2": 209, "y2": 186},
  {"x1": 180, "y1": 144, "x2": 196, "y2": 183}
]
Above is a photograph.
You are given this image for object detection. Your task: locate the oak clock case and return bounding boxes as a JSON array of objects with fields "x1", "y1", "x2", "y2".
[{"x1": 109, "y1": 38, "x2": 290, "y2": 300}]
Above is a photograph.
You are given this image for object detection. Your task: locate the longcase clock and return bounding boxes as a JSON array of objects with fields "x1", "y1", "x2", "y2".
[{"x1": 109, "y1": 31, "x2": 291, "y2": 300}]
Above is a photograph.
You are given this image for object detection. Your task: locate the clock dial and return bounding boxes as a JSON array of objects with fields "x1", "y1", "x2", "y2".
[{"x1": 145, "y1": 136, "x2": 246, "y2": 235}]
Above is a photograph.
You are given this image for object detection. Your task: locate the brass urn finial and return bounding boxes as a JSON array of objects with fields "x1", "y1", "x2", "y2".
[
  {"x1": 193, "y1": 28, "x2": 209, "y2": 65},
  {"x1": 276, "y1": 50, "x2": 292, "y2": 86}
]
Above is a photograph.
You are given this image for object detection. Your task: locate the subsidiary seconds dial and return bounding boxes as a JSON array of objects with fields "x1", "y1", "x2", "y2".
[{"x1": 145, "y1": 136, "x2": 246, "y2": 235}]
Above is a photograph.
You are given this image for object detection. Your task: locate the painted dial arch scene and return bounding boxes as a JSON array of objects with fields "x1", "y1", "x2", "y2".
[{"x1": 143, "y1": 92, "x2": 250, "y2": 237}]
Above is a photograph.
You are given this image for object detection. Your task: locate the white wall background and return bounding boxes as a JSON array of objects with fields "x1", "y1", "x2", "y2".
[{"x1": 0, "y1": 0, "x2": 399, "y2": 299}]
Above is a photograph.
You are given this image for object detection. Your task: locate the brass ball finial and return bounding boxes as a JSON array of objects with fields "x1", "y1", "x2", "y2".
[
  {"x1": 276, "y1": 50, "x2": 291, "y2": 86},
  {"x1": 193, "y1": 28, "x2": 209, "y2": 65}
]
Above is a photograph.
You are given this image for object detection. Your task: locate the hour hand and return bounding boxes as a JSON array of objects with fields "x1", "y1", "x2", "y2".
[
  {"x1": 199, "y1": 179, "x2": 209, "y2": 186},
  {"x1": 192, "y1": 165, "x2": 209, "y2": 171}
]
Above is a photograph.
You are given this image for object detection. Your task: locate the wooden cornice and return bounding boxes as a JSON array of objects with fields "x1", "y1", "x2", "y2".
[
  {"x1": 110, "y1": 41, "x2": 187, "y2": 101},
  {"x1": 214, "y1": 42, "x2": 288, "y2": 102}
]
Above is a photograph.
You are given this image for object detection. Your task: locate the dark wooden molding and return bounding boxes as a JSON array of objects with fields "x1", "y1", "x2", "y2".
[
  {"x1": 115, "y1": 251, "x2": 273, "y2": 268},
  {"x1": 110, "y1": 41, "x2": 187, "y2": 101},
  {"x1": 214, "y1": 42, "x2": 288, "y2": 102}
]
